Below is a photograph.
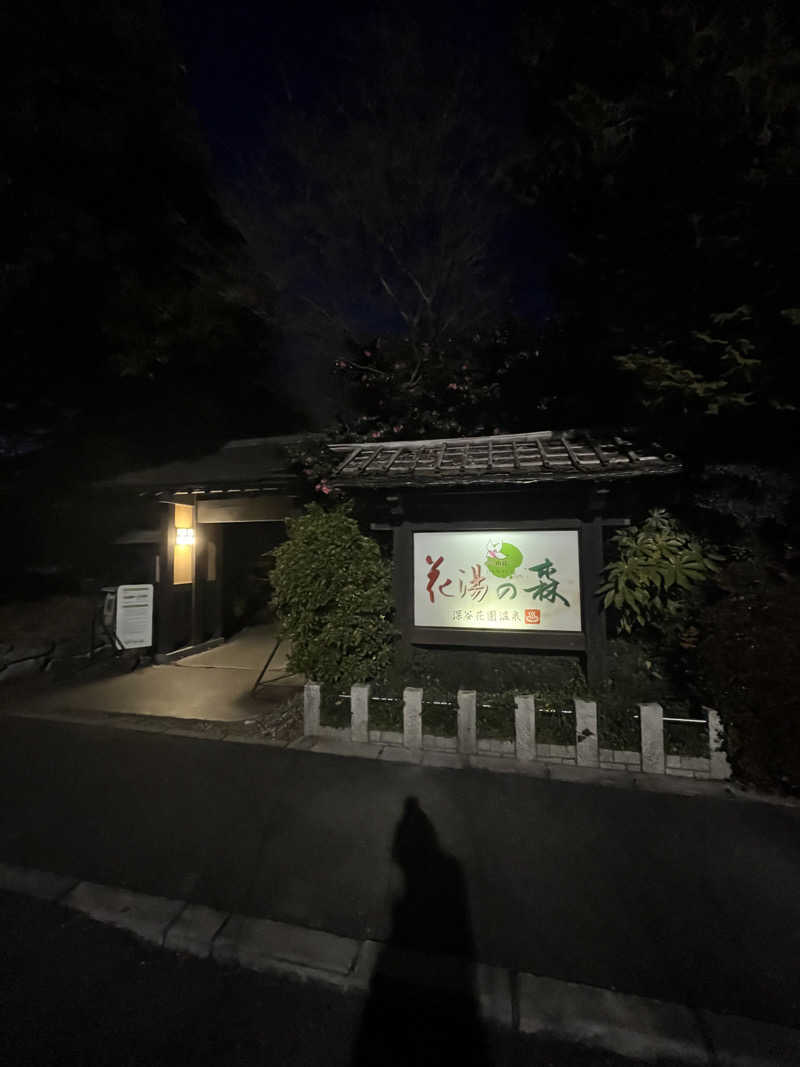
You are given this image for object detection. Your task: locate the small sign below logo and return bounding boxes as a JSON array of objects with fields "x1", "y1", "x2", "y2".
[{"x1": 525, "y1": 609, "x2": 541, "y2": 625}]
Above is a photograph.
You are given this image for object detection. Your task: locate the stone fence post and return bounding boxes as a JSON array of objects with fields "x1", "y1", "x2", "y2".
[
  {"x1": 457, "y1": 690, "x2": 477, "y2": 755},
  {"x1": 639, "y1": 702, "x2": 665, "y2": 774},
  {"x1": 350, "y1": 684, "x2": 370, "y2": 744},
  {"x1": 574, "y1": 699, "x2": 599, "y2": 767},
  {"x1": 704, "y1": 706, "x2": 732, "y2": 781},
  {"x1": 514, "y1": 694, "x2": 536, "y2": 761},
  {"x1": 304, "y1": 682, "x2": 320, "y2": 737},
  {"x1": 403, "y1": 687, "x2": 423, "y2": 751}
]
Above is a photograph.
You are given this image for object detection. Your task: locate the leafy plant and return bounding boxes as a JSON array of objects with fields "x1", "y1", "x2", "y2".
[
  {"x1": 596, "y1": 509, "x2": 723, "y2": 638},
  {"x1": 269, "y1": 502, "x2": 395, "y2": 688},
  {"x1": 614, "y1": 306, "x2": 780, "y2": 418},
  {"x1": 696, "y1": 563, "x2": 800, "y2": 795}
]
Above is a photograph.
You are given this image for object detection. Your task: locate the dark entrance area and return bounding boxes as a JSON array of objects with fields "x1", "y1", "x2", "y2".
[
  {"x1": 100, "y1": 436, "x2": 304, "y2": 657},
  {"x1": 221, "y1": 522, "x2": 287, "y2": 638}
]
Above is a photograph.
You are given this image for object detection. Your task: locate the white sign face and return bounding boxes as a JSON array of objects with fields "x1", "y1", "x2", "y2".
[
  {"x1": 413, "y1": 531, "x2": 581, "y2": 632},
  {"x1": 115, "y1": 584, "x2": 154, "y2": 649}
]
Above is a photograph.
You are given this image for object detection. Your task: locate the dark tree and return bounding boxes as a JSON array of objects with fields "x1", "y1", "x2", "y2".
[
  {"x1": 2, "y1": 0, "x2": 285, "y2": 462},
  {"x1": 509, "y1": 0, "x2": 800, "y2": 461},
  {"x1": 226, "y1": 13, "x2": 525, "y2": 422}
]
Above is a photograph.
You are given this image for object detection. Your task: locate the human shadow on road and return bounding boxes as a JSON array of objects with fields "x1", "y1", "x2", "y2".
[{"x1": 351, "y1": 796, "x2": 491, "y2": 1066}]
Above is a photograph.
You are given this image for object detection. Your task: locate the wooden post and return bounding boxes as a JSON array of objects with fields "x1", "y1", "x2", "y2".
[
  {"x1": 156, "y1": 503, "x2": 173, "y2": 654},
  {"x1": 580, "y1": 516, "x2": 607, "y2": 689},
  {"x1": 190, "y1": 495, "x2": 201, "y2": 647}
]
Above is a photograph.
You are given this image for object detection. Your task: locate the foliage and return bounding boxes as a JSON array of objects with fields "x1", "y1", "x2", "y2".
[
  {"x1": 376, "y1": 644, "x2": 589, "y2": 707},
  {"x1": 615, "y1": 305, "x2": 795, "y2": 418},
  {"x1": 285, "y1": 436, "x2": 342, "y2": 499},
  {"x1": 330, "y1": 325, "x2": 539, "y2": 441},
  {"x1": 2, "y1": 1, "x2": 280, "y2": 451},
  {"x1": 284, "y1": 321, "x2": 562, "y2": 495},
  {"x1": 269, "y1": 503, "x2": 395, "y2": 688},
  {"x1": 696, "y1": 561, "x2": 800, "y2": 794},
  {"x1": 510, "y1": 0, "x2": 800, "y2": 458},
  {"x1": 595, "y1": 638, "x2": 695, "y2": 752},
  {"x1": 597, "y1": 510, "x2": 723, "y2": 639},
  {"x1": 691, "y1": 463, "x2": 799, "y2": 543}
]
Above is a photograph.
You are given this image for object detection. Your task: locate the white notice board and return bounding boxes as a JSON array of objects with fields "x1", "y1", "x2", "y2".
[
  {"x1": 115, "y1": 585, "x2": 154, "y2": 649},
  {"x1": 413, "y1": 530, "x2": 581, "y2": 632}
]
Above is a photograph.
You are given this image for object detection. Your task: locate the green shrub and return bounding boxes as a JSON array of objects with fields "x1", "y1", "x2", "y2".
[
  {"x1": 597, "y1": 509, "x2": 723, "y2": 641},
  {"x1": 696, "y1": 562, "x2": 800, "y2": 795},
  {"x1": 378, "y1": 644, "x2": 588, "y2": 706},
  {"x1": 270, "y1": 502, "x2": 395, "y2": 688}
]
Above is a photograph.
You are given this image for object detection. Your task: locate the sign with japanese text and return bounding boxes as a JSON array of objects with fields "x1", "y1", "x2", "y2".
[
  {"x1": 115, "y1": 584, "x2": 154, "y2": 649},
  {"x1": 413, "y1": 531, "x2": 581, "y2": 632}
]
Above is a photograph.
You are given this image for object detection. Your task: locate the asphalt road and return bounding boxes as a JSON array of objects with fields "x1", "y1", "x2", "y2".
[
  {"x1": 1, "y1": 716, "x2": 799, "y2": 1030},
  {"x1": 0, "y1": 890, "x2": 692, "y2": 1067}
]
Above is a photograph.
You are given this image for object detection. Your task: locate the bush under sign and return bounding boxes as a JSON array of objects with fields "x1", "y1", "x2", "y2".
[{"x1": 413, "y1": 531, "x2": 581, "y2": 632}]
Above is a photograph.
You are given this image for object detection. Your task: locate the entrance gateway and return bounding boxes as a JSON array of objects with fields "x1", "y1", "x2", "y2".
[
  {"x1": 102, "y1": 436, "x2": 307, "y2": 658},
  {"x1": 328, "y1": 429, "x2": 681, "y2": 686},
  {"x1": 103, "y1": 429, "x2": 680, "y2": 677}
]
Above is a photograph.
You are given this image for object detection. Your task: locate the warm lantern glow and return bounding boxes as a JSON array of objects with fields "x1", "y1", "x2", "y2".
[{"x1": 176, "y1": 527, "x2": 195, "y2": 545}]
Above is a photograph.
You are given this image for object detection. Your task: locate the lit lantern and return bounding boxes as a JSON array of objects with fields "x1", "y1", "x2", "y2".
[{"x1": 175, "y1": 527, "x2": 195, "y2": 545}]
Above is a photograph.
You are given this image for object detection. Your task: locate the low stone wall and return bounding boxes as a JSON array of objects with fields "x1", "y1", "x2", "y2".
[
  {"x1": 303, "y1": 683, "x2": 732, "y2": 781},
  {"x1": 0, "y1": 633, "x2": 125, "y2": 685}
]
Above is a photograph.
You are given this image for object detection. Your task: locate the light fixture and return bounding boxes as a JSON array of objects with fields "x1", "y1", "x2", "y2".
[{"x1": 176, "y1": 527, "x2": 195, "y2": 545}]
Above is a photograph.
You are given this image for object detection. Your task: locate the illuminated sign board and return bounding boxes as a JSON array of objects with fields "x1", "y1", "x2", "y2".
[
  {"x1": 115, "y1": 584, "x2": 154, "y2": 649},
  {"x1": 413, "y1": 530, "x2": 581, "y2": 632}
]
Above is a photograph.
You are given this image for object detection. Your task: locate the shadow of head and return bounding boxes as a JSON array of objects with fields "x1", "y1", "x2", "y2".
[
  {"x1": 387, "y1": 796, "x2": 476, "y2": 959},
  {"x1": 391, "y1": 796, "x2": 440, "y2": 867}
]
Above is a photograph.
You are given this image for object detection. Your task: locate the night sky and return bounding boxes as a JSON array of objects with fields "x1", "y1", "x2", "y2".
[
  {"x1": 162, "y1": 0, "x2": 560, "y2": 328},
  {"x1": 163, "y1": 3, "x2": 521, "y2": 167}
]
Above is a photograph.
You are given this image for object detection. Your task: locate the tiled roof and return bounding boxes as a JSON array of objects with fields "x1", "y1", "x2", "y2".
[
  {"x1": 101, "y1": 435, "x2": 306, "y2": 494},
  {"x1": 329, "y1": 430, "x2": 681, "y2": 488}
]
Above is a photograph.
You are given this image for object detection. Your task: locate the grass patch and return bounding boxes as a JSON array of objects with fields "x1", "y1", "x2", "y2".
[
  {"x1": 368, "y1": 692, "x2": 403, "y2": 732},
  {"x1": 536, "y1": 704, "x2": 576, "y2": 746},
  {"x1": 664, "y1": 710, "x2": 709, "y2": 757},
  {"x1": 320, "y1": 690, "x2": 350, "y2": 729},
  {"x1": 594, "y1": 638, "x2": 701, "y2": 753},
  {"x1": 597, "y1": 703, "x2": 641, "y2": 752},
  {"x1": 421, "y1": 700, "x2": 457, "y2": 737},
  {"x1": 477, "y1": 697, "x2": 515, "y2": 740}
]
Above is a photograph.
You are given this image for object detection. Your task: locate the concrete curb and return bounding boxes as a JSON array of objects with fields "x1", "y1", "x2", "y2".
[
  {"x1": 62, "y1": 881, "x2": 186, "y2": 945},
  {"x1": 4, "y1": 705, "x2": 799, "y2": 808},
  {"x1": 1, "y1": 861, "x2": 799, "y2": 1064},
  {"x1": 0, "y1": 861, "x2": 79, "y2": 902},
  {"x1": 519, "y1": 972, "x2": 709, "y2": 1064}
]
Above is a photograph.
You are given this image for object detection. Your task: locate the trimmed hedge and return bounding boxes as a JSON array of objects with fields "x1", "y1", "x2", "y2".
[{"x1": 270, "y1": 503, "x2": 395, "y2": 689}]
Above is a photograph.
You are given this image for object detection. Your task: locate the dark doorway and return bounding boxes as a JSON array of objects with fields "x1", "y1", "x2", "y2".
[{"x1": 221, "y1": 522, "x2": 286, "y2": 637}]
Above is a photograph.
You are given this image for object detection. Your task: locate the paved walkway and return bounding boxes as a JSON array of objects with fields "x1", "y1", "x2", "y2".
[
  {"x1": 0, "y1": 625, "x2": 302, "y2": 722},
  {"x1": 0, "y1": 713, "x2": 798, "y2": 1036}
]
